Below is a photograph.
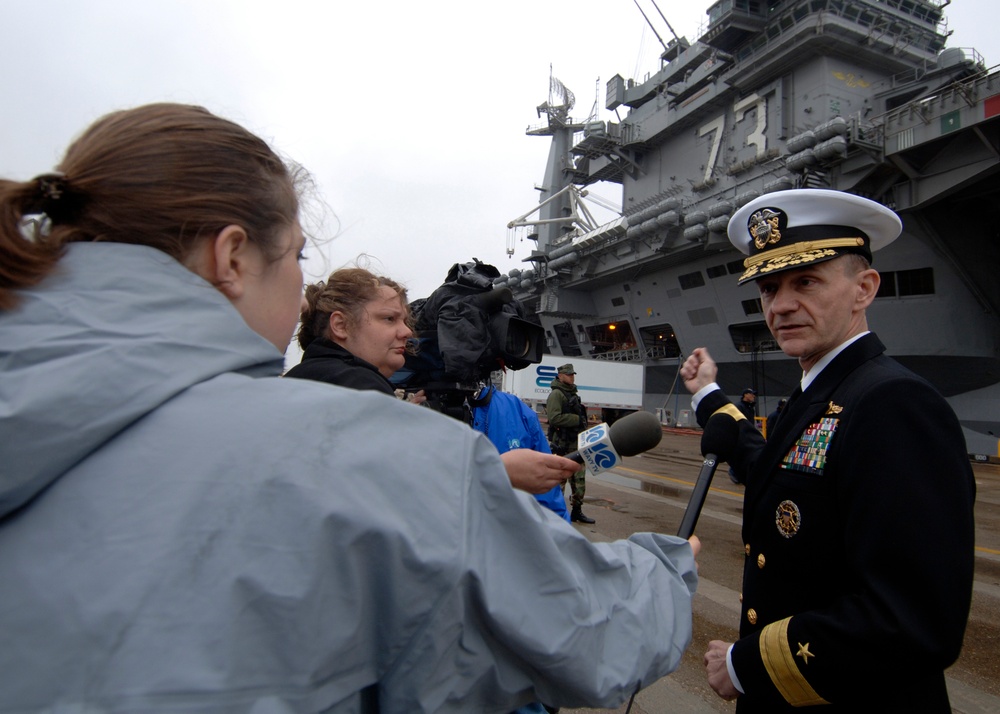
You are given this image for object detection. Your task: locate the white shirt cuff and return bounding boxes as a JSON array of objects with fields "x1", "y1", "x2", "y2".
[
  {"x1": 726, "y1": 643, "x2": 745, "y2": 694},
  {"x1": 690, "y1": 382, "x2": 721, "y2": 412}
]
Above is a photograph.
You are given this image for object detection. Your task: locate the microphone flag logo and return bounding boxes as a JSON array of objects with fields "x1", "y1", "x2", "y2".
[{"x1": 577, "y1": 423, "x2": 621, "y2": 474}]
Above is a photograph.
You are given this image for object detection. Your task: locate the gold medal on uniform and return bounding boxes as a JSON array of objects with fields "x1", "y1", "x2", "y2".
[{"x1": 775, "y1": 499, "x2": 801, "y2": 538}]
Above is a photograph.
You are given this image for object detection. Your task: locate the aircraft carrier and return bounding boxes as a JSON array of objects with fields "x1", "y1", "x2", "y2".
[{"x1": 499, "y1": 0, "x2": 1000, "y2": 454}]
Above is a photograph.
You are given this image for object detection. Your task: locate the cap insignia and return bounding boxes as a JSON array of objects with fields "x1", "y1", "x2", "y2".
[
  {"x1": 775, "y1": 499, "x2": 801, "y2": 538},
  {"x1": 749, "y1": 208, "x2": 783, "y2": 250}
]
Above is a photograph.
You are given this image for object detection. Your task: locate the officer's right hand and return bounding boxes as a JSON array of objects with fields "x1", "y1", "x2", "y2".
[{"x1": 681, "y1": 347, "x2": 718, "y2": 394}]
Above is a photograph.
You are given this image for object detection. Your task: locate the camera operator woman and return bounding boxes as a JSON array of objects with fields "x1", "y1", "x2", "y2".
[
  {"x1": 0, "y1": 102, "x2": 698, "y2": 712},
  {"x1": 284, "y1": 267, "x2": 414, "y2": 396},
  {"x1": 288, "y1": 266, "x2": 576, "y2": 496}
]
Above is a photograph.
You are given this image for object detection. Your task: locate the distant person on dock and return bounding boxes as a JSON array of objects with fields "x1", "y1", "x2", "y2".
[
  {"x1": 765, "y1": 398, "x2": 788, "y2": 437},
  {"x1": 680, "y1": 189, "x2": 975, "y2": 712},
  {"x1": 546, "y1": 363, "x2": 596, "y2": 523},
  {"x1": 737, "y1": 387, "x2": 757, "y2": 421}
]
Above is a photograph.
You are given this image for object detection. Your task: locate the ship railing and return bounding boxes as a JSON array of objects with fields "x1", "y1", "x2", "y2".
[
  {"x1": 842, "y1": 61, "x2": 1000, "y2": 155},
  {"x1": 591, "y1": 346, "x2": 680, "y2": 363},
  {"x1": 735, "y1": 340, "x2": 780, "y2": 354},
  {"x1": 525, "y1": 117, "x2": 588, "y2": 135},
  {"x1": 592, "y1": 347, "x2": 645, "y2": 363},
  {"x1": 877, "y1": 47, "x2": 986, "y2": 92},
  {"x1": 872, "y1": 62, "x2": 1000, "y2": 132},
  {"x1": 726, "y1": 0, "x2": 943, "y2": 69}
]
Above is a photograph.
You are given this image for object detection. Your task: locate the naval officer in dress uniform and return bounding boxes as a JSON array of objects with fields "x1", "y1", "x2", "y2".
[{"x1": 680, "y1": 189, "x2": 976, "y2": 711}]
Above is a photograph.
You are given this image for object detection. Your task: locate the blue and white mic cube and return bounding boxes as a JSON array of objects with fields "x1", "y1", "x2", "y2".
[{"x1": 577, "y1": 422, "x2": 621, "y2": 475}]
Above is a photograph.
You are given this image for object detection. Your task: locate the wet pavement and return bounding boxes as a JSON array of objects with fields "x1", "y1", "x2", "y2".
[{"x1": 560, "y1": 428, "x2": 1000, "y2": 713}]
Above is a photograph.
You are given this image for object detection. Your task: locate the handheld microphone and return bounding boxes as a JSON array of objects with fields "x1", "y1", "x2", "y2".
[
  {"x1": 676, "y1": 413, "x2": 740, "y2": 538},
  {"x1": 565, "y1": 410, "x2": 663, "y2": 475}
]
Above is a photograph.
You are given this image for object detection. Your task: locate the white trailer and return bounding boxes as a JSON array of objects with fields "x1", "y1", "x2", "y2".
[{"x1": 502, "y1": 356, "x2": 644, "y2": 424}]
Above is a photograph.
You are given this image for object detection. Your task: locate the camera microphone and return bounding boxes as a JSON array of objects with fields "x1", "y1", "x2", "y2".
[
  {"x1": 564, "y1": 410, "x2": 663, "y2": 475},
  {"x1": 469, "y1": 286, "x2": 513, "y2": 314}
]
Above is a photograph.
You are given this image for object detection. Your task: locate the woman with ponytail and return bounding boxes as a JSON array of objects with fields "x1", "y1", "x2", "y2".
[{"x1": 0, "y1": 103, "x2": 698, "y2": 713}]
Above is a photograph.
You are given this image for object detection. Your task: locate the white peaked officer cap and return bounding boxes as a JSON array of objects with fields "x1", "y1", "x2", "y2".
[{"x1": 727, "y1": 188, "x2": 902, "y2": 285}]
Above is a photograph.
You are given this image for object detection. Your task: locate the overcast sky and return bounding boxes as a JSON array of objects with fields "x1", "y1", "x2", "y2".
[{"x1": 3, "y1": 0, "x2": 995, "y2": 359}]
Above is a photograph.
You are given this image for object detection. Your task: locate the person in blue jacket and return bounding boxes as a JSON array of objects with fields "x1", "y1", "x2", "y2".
[{"x1": 470, "y1": 383, "x2": 570, "y2": 522}]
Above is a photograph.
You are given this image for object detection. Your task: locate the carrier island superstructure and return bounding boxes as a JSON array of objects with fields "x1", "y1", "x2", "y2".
[{"x1": 498, "y1": 0, "x2": 1000, "y2": 454}]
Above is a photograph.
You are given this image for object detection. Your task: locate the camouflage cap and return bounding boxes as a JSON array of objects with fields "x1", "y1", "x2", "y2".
[{"x1": 557, "y1": 363, "x2": 576, "y2": 375}]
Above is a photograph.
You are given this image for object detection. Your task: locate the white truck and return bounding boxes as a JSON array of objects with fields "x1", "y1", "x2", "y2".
[{"x1": 502, "y1": 355, "x2": 644, "y2": 425}]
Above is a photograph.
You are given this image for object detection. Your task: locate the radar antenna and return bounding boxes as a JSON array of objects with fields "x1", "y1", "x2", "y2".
[
  {"x1": 535, "y1": 65, "x2": 576, "y2": 127},
  {"x1": 549, "y1": 70, "x2": 575, "y2": 112}
]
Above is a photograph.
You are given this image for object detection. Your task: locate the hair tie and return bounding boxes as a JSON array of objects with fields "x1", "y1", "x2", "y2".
[
  {"x1": 30, "y1": 172, "x2": 82, "y2": 223},
  {"x1": 36, "y1": 173, "x2": 68, "y2": 201}
]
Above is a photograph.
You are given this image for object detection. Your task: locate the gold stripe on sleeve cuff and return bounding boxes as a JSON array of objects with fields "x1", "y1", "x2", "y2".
[
  {"x1": 712, "y1": 404, "x2": 747, "y2": 422},
  {"x1": 759, "y1": 617, "x2": 829, "y2": 706}
]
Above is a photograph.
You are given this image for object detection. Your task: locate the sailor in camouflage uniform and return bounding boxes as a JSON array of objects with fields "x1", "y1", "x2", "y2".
[
  {"x1": 545, "y1": 363, "x2": 595, "y2": 524},
  {"x1": 681, "y1": 189, "x2": 976, "y2": 712}
]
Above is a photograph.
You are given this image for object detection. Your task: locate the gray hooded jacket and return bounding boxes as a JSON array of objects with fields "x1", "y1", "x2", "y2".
[{"x1": 0, "y1": 243, "x2": 697, "y2": 713}]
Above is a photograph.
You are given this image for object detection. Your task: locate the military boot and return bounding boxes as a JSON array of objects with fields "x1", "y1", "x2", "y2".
[{"x1": 571, "y1": 506, "x2": 595, "y2": 524}]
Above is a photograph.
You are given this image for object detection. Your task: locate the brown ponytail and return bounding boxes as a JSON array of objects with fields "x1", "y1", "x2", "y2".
[{"x1": 0, "y1": 103, "x2": 302, "y2": 310}]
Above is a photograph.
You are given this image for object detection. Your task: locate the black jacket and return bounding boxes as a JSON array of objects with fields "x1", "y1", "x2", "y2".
[
  {"x1": 284, "y1": 339, "x2": 395, "y2": 396},
  {"x1": 696, "y1": 334, "x2": 975, "y2": 712}
]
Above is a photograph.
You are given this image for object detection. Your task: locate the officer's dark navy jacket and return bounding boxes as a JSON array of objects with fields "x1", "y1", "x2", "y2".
[{"x1": 696, "y1": 333, "x2": 975, "y2": 712}]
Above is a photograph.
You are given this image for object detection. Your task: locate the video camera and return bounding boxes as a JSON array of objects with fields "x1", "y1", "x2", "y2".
[{"x1": 390, "y1": 259, "x2": 544, "y2": 422}]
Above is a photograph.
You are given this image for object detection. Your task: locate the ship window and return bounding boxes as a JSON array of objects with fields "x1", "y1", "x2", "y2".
[
  {"x1": 586, "y1": 321, "x2": 637, "y2": 355},
  {"x1": 876, "y1": 272, "x2": 896, "y2": 299},
  {"x1": 639, "y1": 323, "x2": 682, "y2": 359},
  {"x1": 729, "y1": 321, "x2": 780, "y2": 353},
  {"x1": 874, "y1": 268, "x2": 934, "y2": 298},
  {"x1": 679, "y1": 271, "x2": 706, "y2": 290},
  {"x1": 897, "y1": 267, "x2": 934, "y2": 296},
  {"x1": 707, "y1": 264, "x2": 728, "y2": 279},
  {"x1": 742, "y1": 298, "x2": 763, "y2": 316},
  {"x1": 727, "y1": 259, "x2": 746, "y2": 274}
]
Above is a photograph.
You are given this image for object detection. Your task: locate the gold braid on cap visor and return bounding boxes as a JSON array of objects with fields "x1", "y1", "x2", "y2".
[{"x1": 740, "y1": 237, "x2": 865, "y2": 282}]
